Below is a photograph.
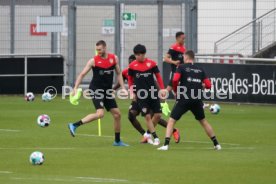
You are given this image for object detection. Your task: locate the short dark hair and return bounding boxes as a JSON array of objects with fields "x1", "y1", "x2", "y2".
[
  {"x1": 96, "y1": 40, "x2": 106, "y2": 47},
  {"x1": 128, "y1": 54, "x2": 136, "y2": 63},
  {"x1": 175, "y1": 31, "x2": 185, "y2": 38},
  {"x1": 185, "y1": 50, "x2": 195, "y2": 60},
  {"x1": 133, "y1": 44, "x2": 146, "y2": 54}
]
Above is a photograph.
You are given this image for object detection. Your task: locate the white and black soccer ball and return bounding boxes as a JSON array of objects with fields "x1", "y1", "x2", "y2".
[
  {"x1": 29, "y1": 151, "x2": 44, "y2": 165},
  {"x1": 209, "y1": 104, "x2": 221, "y2": 114},
  {"x1": 37, "y1": 114, "x2": 51, "y2": 127},
  {"x1": 25, "y1": 92, "x2": 35, "y2": 101},
  {"x1": 42, "y1": 92, "x2": 52, "y2": 102}
]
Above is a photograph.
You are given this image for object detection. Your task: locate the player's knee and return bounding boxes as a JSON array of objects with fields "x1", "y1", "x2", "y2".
[
  {"x1": 97, "y1": 110, "x2": 105, "y2": 119},
  {"x1": 113, "y1": 111, "x2": 121, "y2": 120},
  {"x1": 154, "y1": 113, "x2": 161, "y2": 120},
  {"x1": 145, "y1": 114, "x2": 152, "y2": 121},
  {"x1": 128, "y1": 111, "x2": 137, "y2": 122}
]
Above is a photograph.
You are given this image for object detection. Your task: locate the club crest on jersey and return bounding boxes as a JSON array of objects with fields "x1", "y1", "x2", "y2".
[
  {"x1": 136, "y1": 73, "x2": 140, "y2": 78},
  {"x1": 185, "y1": 67, "x2": 191, "y2": 72},
  {"x1": 187, "y1": 77, "x2": 192, "y2": 82},
  {"x1": 146, "y1": 62, "x2": 151, "y2": 68},
  {"x1": 142, "y1": 108, "x2": 147, "y2": 113},
  {"x1": 109, "y1": 59, "x2": 114, "y2": 64}
]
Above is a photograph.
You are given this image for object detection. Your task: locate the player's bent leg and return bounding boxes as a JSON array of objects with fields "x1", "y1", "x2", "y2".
[
  {"x1": 158, "y1": 117, "x2": 176, "y2": 151},
  {"x1": 157, "y1": 118, "x2": 180, "y2": 143},
  {"x1": 198, "y1": 119, "x2": 215, "y2": 138},
  {"x1": 110, "y1": 108, "x2": 129, "y2": 147},
  {"x1": 110, "y1": 108, "x2": 121, "y2": 133},
  {"x1": 157, "y1": 118, "x2": 167, "y2": 128},
  {"x1": 82, "y1": 109, "x2": 105, "y2": 123},
  {"x1": 68, "y1": 109, "x2": 104, "y2": 137},
  {"x1": 144, "y1": 114, "x2": 158, "y2": 145},
  {"x1": 151, "y1": 113, "x2": 161, "y2": 127},
  {"x1": 128, "y1": 110, "x2": 148, "y2": 143},
  {"x1": 198, "y1": 118, "x2": 221, "y2": 150},
  {"x1": 128, "y1": 110, "x2": 146, "y2": 135},
  {"x1": 166, "y1": 118, "x2": 176, "y2": 139}
]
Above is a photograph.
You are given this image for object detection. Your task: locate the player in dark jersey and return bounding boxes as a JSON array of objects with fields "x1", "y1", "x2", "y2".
[
  {"x1": 113, "y1": 55, "x2": 180, "y2": 144},
  {"x1": 128, "y1": 44, "x2": 167, "y2": 146},
  {"x1": 68, "y1": 40, "x2": 129, "y2": 147},
  {"x1": 158, "y1": 50, "x2": 221, "y2": 151},
  {"x1": 164, "y1": 31, "x2": 186, "y2": 93}
]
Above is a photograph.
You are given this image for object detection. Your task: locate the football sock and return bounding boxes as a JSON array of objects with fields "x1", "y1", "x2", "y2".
[
  {"x1": 73, "y1": 120, "x2": 83, "y2": 127},
  {"x1": 146, "y1": 130, "x2": 151, "y2": 134},
  {"x1": 164, "y1": 137, "x2": 171, "y2": 146},
  {"x1": 151, "y1": 132, "x2": 158, "y2": 139},
  {"x1": 115, "y1": 132, "x2": 121, "y2": 143},
  {"x1": 211, "y1": 136, "x2": 219, "y2": 146}
]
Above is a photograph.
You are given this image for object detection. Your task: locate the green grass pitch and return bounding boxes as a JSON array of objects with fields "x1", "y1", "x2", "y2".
[{"x1": 0, "y1": 95, "x2": 276, "y2": 184}]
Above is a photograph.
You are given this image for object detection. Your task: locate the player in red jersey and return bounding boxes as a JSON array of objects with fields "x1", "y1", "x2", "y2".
[
  {"x1": 68, "y1": 40, "x2": 129, "y2": 146},
  {"x1": 113, "y1": 55, "x2": 180, "y2": 144},
  {"x1": 128, "y1": 44, "x2": 167, "y2": 146},
  {"x1": 164, "y1": 31, "x2": 186, "y2": 93}
]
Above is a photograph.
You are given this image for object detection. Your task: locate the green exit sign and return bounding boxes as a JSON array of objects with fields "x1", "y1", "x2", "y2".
[
  {"x1": 103, "y1": 19, "x2": 114, "y2": 27},
  {"x1": 122, "y1": 13, "x2": 136, "y2": 21}
]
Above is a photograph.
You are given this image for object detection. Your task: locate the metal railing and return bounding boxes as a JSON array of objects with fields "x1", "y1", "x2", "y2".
[
  {"x1": 0, "y1": 53, "x2": 64, "y2": 94},
  {"x1": 195, "y1": 56, "x2": 276, "y2": 64},
  {"x1": 214, "y1": 8, "x2": 276, "y2": 56}
]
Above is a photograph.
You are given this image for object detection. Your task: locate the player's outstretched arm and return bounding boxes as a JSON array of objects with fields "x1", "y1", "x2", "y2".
[
  {"x1": 202, "y1": 78, "x2": 212, "y2": 89},
  {"x1": 154, "y1": 72, "x2": 165, "y2": 90},
  {"x1": 73, "y1": 58, "x2": 94, "y2": 95},
  {"x1": 112, "y1": 82, "x2": 121, "y2": 91},
  {"x1": 172, "y1": 72, "x2": 181, "y2": 93},
  {"x1": 154, "y1": 70, "x2": 168, "y2": 99}
]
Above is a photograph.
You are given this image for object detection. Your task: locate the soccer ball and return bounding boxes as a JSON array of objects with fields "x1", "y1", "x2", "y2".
[
  {"x1": 209, "y1": 104, "x2": 221, "y2": 114},
  {"x1": 29, "y1": 151, "x2": 44, "y2": 165},
  {"x1": 25, "y1": 92, "x2": 35, "y2": 101},
  {"x1": 42, "y1": 92, "x2": 52, "y2": 102},
  {"x1": 37, "y1": 114, "x2": 51, "y2": 127}
]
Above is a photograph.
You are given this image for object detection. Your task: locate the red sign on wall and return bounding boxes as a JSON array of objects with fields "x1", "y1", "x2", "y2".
[{"x1": 30, "y1": 24, "x2": 47, "y2": 36}]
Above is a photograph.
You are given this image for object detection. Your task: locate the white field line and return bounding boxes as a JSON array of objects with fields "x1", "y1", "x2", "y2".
[
  {"x1": 11, "y1": 176, "x2": 152, "y2": 184},
  {"x1": 0, "y1": 147, "x2": 75, "y2": 150},
  {"x1": 184, "y1": 140, "x2": 240, "y2": 146},
  {"x1": 172, "y1": 147, "x2": 256, "y2": 150},
  {"x1": 11, "y1": 177, "x2": 81, "y2": 183},
  {"x1": 0, "y1": 129, "x2": 21, "y2": 132},
  {"x1": 0, "y1": 171, "x2": 13, "y2": 174},
  {"x1": 76, "y1": 176, "x2": 129, "y2": 182}
]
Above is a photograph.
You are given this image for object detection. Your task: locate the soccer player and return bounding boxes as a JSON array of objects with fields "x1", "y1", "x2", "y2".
[
  {"x1": 114, "y1": 55, "x2": 180, "y2": 144},
  {"x1": 158, "y1": 50, "x2": 222, "y2": 151},
  {"x1": 112, "y1": 55, "x2": 136, "y2": 91},
  {"x1": 128, "y1": 44, "x2": 167, "y2": 146},
  {"x1": 68, "y1": 40, "x2": 129, "y2": 147},
  {"x1": 164, "y1": 31, "x2": 186, "y2": 93}
]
